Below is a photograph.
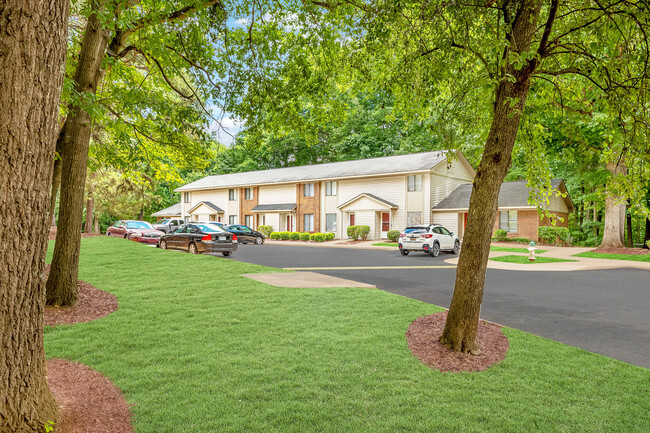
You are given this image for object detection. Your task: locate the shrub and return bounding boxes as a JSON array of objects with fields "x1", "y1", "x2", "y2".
[
  {"x1": 494, "y1": 229, "x2": 508, "y2": 242},
  {"x1": 288, "y1": 231, "x2": 301, "y2": 240},
  {"x1": 270, "y1": 232, "x2": 280, "y2": 240},
  {"x1": 387, "y1": 230, "x2": 400, "y2": 242},
  {"x1": 357, "y1": 225, "x2": 370, "y2": 240},
  {"x1": 279, "y1": 231, "x2": 290, "y2": 240},
  {"x1": 325, "y1": 232, "x2": 335, "y2": 241},
  {"x1": 300, "y1": 232, "x2": 311, "y2": 241},
  {"x1": 538, "y1": 226, "x2": 570, "y2": 245},
  {"x1": 347, "y1": 225, "x2": 359, "y2": 240},
  {"x1": 309, "y1": 232, "x2": 326, "y2": 242},
  {"x1": 257, "y1": 225, "x2": 274, "y2": 238}
]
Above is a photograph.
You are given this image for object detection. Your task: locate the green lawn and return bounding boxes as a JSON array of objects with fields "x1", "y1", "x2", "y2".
[
  {"x1": 490, "y1": 255, "x2": 577, "y2": 264},
  {"x1": 372, "y1": 242, "x2": 399, "y2": 247},
  {"x1": 573, "y1": 251, "x2": 650, "y2": 262},
  {"x1": 490, "y1": 246, "x2": 548, "y2": 254},
  {"x1": 44, "y1": 237, "x2": 648, "y2": 433}
]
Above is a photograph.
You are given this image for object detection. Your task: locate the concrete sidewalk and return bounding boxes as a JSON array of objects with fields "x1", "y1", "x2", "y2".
[{"x1": 265, "y1": 239, "x2": 650, "y2": 272}]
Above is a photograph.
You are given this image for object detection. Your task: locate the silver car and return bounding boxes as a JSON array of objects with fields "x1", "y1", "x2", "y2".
[{"x1": 398, "y1": 224, "x2": 460, "y2": 257}]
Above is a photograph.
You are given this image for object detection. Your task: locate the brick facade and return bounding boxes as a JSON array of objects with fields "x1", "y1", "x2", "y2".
[
  {"x1": 492, "y1": 210, "x2": 570, "y2": 241},
  {"x1": 239, "y1": 187, "x2": 259, "y2": 227},
  {"x1": 296, "y1": 182, "x2": 320, "y2": 232}
]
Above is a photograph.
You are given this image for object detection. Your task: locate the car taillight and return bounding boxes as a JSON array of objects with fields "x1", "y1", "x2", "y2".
[
  {"x1": 422, "y1": 234, "x2": 433, "y2": 238},
  {"x1": 232, "y1": 234, "x2": 237, "y2": 242},
  {"x1": 201, "y1": 234, "x2": 212, "y2": 241},
  {"x1": 399, "y1": 233, "x2": 406, "y2": 237}
]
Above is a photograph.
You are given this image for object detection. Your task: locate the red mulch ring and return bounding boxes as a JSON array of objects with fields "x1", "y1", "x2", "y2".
[
  {"x1": 49, "y1": 226, "x2": 102, "y2": 241},
  {"x1": 47, "y1": 358, "x2": 134, "y2": 433},
  {"x1": 406, "y1": 311, "x2": 509, "y2": 373},
  {"x1": 592, "y1": 247, "x2": 650, "y2": 255},
  {"x1": 44, "y1": 266, "x2": 118, "y2": 326}
]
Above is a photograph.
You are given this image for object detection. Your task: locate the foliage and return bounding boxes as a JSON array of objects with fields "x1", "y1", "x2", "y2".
[
  {"x1": 347, "y1": 225, "x2": 359, "y2": 240},
  {"x1": 43, "y1": 238, "x2": 650, "y2": 432},
  {"x1": 490, "y1": 247, "x2": 548, "y2": 254},
  {"x1": 288, "y1": 231, "x2": 301, "y2": 240},
  {"x1": 325, "y1": 233, "x2": 335, "y2": 241},
  {"x1": 300, "y1": 232, "x2": 311, "y2": 241},
  {"x1": 538, "y1": 227, "x2": 570, "y2": 246},
  {"x1": 269, "y1": 232, "x2": 279, "y2": 240},
  {"x1": 386, "y1": 230, "x2": 400, "y2": 242},
  {"x1": 257, "y1": 225, "x2": 274, "y2": 238},
  {"x1": 278, "y1": 231, "x2": 290, "y2": 240},
  {"x1": 309, "y1": 233, "x2": 326, "y2": 242},
  {"x1": 490, "y1": 255, "x2": 577, "y2": 264},
  {"x1": 494, "y1": 230, "x2": 508, "y2": 242},
  {"x1": 573, "y1": 252, "x2": 650, "y2": 263},
  {"x1": 357, "y1": 225, "x2": 370, "y2": 241}
]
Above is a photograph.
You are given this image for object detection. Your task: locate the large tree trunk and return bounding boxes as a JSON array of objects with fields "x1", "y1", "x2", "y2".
[
  {"x1": 599, "y1": 160, "x2": 627, "y2": 249},
  {"x1": 440, "y1": 0, "x2": 548, "y2": 354},
  {"x1": 0, "y1": 1, "x2": 69, "y2": 431},
  {"x1": 47, "y1": 0, "x2": 110, "y2": 306}
]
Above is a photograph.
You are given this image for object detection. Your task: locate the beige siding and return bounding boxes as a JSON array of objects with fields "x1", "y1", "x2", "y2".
[
  {"x1": 258, "y1": 184, "x2": 296, "y2": 205},
  {"x1": 261, "y1": 213, "x2": 281, "y2": 232},
  {"x1": 432, "y1": 212, "x2": 460, "y2": 236},
  {"x1": 422, "y1": 173, "x2": 431, "y2": 224},
  {"x1": 548, "y1": 193, "x2": 569, "y2": 213},
  {"x1": 430, "y1": 157, "x2": 475, "y2": 207}
]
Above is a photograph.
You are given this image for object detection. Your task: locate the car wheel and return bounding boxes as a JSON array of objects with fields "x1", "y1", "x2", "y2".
[
  {"x1": 107, "y1": 232, "x2": 111, "y2": 237},
  {"x1": 189, "y1": 243, "x2": 198, "y2": 254},
  {"x1": 255, "y1": 236, "x2": 264, "y2": 245},
  {"x1": 452, "y1": 240, "x2": 460, "y2": 255},
  {"x1": 160, "y1": 240, "x2": 167, "y2": 250},
  {"x1": 399, "y1": 248, "x2": 409, "y2": 256},
  {"x1": 222, "y1": 251, "x2": 231, "y2": 257},
  {"x1": 429, "y1": 242, "x2": 440, "y2": 257},
  {"x1": 123, "y1": 234, "x2": 128, "y2": 239}
]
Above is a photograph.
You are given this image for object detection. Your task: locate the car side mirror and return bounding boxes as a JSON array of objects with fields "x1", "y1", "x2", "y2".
[{"x1": 450, "y1": 232, "x2": 454, "y2": 236}]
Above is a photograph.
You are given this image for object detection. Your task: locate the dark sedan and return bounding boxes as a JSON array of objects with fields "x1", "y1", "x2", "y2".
[
  {"x1": 106, "y1": 220, "x2": 164, "y2": 245},
  {"x1": 224, "y1": 224, "x2": 265, "y2": 245},
  {"x1": 159, "y1": 223, "x2": 238, "y2": 256}
]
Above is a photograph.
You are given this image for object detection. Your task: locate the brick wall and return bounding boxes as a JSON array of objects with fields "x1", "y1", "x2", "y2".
[
  {"x1": 239, "y1": 187, "x2": 259, "y2": 227},
  {"x1": 296, "y1": 182, "x2": 320, "y2": 232},
  {"x1": 492, "y1": 210, "x2": 571, "y2": 241}
]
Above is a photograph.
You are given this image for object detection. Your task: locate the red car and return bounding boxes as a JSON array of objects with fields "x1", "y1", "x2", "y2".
[{"x1": 106, "y1": 220, "x2": 164, "y2": 245}]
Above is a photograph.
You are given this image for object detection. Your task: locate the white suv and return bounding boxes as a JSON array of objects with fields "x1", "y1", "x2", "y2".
[{"x1": 398, "y1": 224, "x2": 460, "y2": 257}]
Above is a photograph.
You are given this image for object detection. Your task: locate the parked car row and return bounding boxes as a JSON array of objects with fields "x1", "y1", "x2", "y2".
[
  {"x1": 398, "y1": 224, "x2": 460, "y2": 257},
  {"x1": 107, "y1": 219, "x2": 266, "y2": 257}
]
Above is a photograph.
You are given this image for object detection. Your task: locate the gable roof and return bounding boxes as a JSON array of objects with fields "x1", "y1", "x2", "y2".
[
  {"x1": 176, "y1": 151, "x2": 451, "y2": 192},
  {"x1": 251, "y1": 203, "x2": 297, "y2": 212},
  {"x1": 151, "y1": 202, "x2": 181, "y2": 218},
  {"x1": 188, "y1": 201, "x2": 224, "y2": 213},
  {"x1": 338, "y1": 193, "x2": 399, "y2": 210},
  {"x1": 432, "y1": 179, "x2": 574, "y2": 212}
]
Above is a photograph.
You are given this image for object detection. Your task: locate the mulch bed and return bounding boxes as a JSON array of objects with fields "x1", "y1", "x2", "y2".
[
  {"x1": 47, "y1": 358, "x2": 134, "y2": 433},
  {"x1": 406, "y1": 311, "x2": 509, "y2": 373},
  {"x1": 592, "y1": 247, "x2": 650, "y2": 255},
  {"x1": 43, "y1": 267, "x2": 133, "y2": 432},
  {"x1": 44, "y1": 265, "x2": 118, "y2": 326}
]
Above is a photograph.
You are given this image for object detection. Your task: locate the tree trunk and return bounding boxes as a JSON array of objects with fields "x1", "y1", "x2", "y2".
[
  {"x1": 49, "y1": 131, "x2": 64, "y2": 226},
  {"x1": 644, "y1": 217, "x2": 650, "y2": 249},
  {"x1": 85, "y1": 181, "x2": 95, "y2": 233},
  {"x1": 440, "y1": 0, "x2": 546, "y2": 354},
  {"x1": 625, "y1": 200, "x2": 633, "y2": 248},
  {"x1": 47, "y1": 0, "x2": 110, "y2": 307},
  {"x1": 0, "y1": 0, "x2": 69, "y2": 431},
  {"x1": 94, "y1": 216, "x2": 100, "y2": 234},
  {"x1": 599, "y1": 160, "x2": 627, "y2": 249}
]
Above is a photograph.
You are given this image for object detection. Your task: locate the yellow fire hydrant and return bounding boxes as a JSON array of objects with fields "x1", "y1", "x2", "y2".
[{"x1": 528, "y1": 241, "x2": 537, "y2": 262}]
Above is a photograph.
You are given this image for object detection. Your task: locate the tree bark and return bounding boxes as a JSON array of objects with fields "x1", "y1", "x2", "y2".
[
  {"x1": 440, "y1": 0, "x2": 547, "y2": 354},
  {"x1": 644, "y1": 217, "x2": 650, "y2": 249},
  {"x1": 47, "y1": 0, "x2": 110, "y2": 306},
  {"x1": 49, "y1": 131, "x2": 64, "y2": 226},
  {"x1": 599, "y1": 160, "x2": 627, "y2": 249},
  {"x1": 94, "y1": 216, "x2": 100, "y2": 234},
  {"x1": 0, "y1": 0, "x2": 69, "y2": 431},
  {"x1": 625, "y1": 200, "x2": 633, "y2": 248},
  {"x1": 85, "y1": 190, "x2": 95, "y2": 233}
]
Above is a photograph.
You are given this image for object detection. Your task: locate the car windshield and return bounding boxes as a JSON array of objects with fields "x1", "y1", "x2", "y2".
[
  {"x1": 404, "y1": 227, "x2": 427, "y2": 234},
  {"x1": 157, "y1": 219, "x2": 169, "y2": 224},
  {"x1": 126, "y1": 221, "x2": 153, "y2": 230},
  {"x1": 194, "y1": 224, "x2": 222, "y2": 233}
]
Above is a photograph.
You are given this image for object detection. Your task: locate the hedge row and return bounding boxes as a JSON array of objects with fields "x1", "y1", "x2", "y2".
[
  {"x1": 269, "y1": 231, "x2": 335, "y2": 242},
  {"x1": 347, "y1": 225, "x2": 370, "y2": 240},
  {"x1": 537, "y1": 226, "x2": 570, "y2": 245}
]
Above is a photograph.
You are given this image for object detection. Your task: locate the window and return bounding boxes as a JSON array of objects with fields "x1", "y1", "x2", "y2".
[
  {"x1": 303, "y1": 214, "x2": 314, "y2": 231},
  {"x1": 303, "y1": 183, "x2": 314, "y2": 197},
  {"x1": 244, "y1": 188, "x2": 253, "y2": 200},
  {"x1": 229, "y1": 215, "x2": 237, "y2": 225},
  {"x1": 500, "y1": 211, "x2": 518, "y2": 233},
  {"x1": 184, "y1": 192, "x2": 191, "y2": 203},
  {"x1": 407, "y1": 174, "x2": 422, "y2": 192},
  {"x1": 245, "y1": 215, "x2": 253, "y2": 227},
  {"x1": 325, "y1": 181, "x2": 337, "y2": 196},
  {"x1": 229, "y1": 189, "x2": 237, "y2": 201},
  {"x1": 326, "y1": 213, "x2": 337, "y2": 232},
  {"x1": 407, "y1": 212, "x2": 422, "y2": 225}
]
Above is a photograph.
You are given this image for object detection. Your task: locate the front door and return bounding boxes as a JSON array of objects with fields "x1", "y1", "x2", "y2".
[
  {"x1": 381, "y1": 212, "x2": 390, "y2": 238},
  {"x1": 286, "y1": 214, "x2": 294, "y2": 232}
]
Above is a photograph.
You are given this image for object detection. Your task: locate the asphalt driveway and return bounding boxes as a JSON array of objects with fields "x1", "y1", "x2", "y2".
[{"x1": 231, "y1": 244, "x2": 650, "y2": 368}]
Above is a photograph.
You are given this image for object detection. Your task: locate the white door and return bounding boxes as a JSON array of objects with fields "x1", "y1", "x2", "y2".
[{"x1": 380, "y1": 212, "x2": 390, "y2": 239}]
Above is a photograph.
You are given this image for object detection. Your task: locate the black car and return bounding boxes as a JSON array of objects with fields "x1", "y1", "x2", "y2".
[
  {"x1": 224, "y1": 225, "x2": 265, "y2": 245},
  {"x1": 159, "y1": 223, "x2": 238, "y2": 256}
]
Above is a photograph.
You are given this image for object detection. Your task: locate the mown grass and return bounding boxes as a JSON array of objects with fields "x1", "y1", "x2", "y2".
[
  {"x1": 490, "y1": 246, "x2": 548, "y2": 254},
  {"x1": 490, "y1": 255, "x2": 576, "y2": 264},
  {"x1": 372, "y1": 242, "x2": 399, "y2": 247},
  {"x1": 45, "y1": 237, "x2": 648, "y2": 433},
  {"x1": 573, "y1": 251, "x2": 650, "y2": 262}
]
